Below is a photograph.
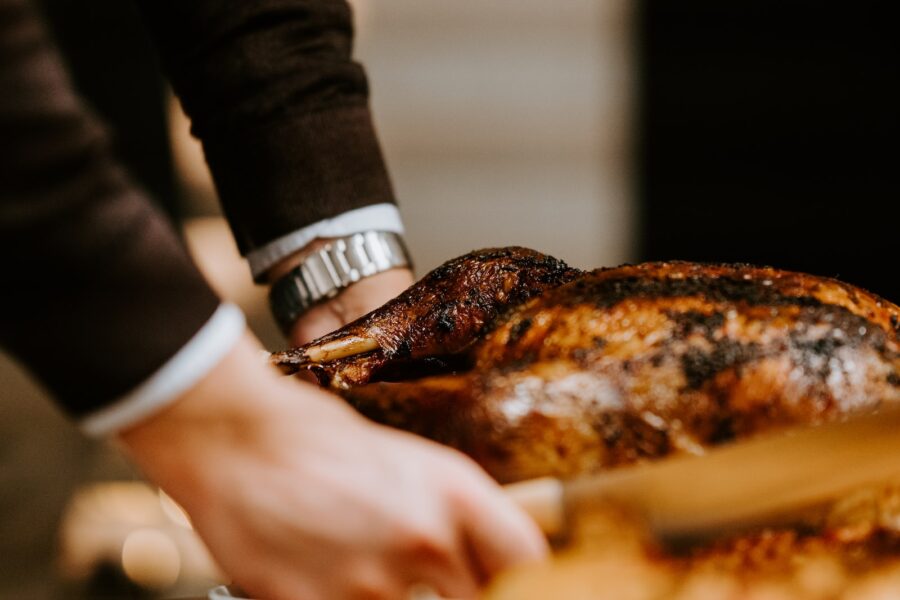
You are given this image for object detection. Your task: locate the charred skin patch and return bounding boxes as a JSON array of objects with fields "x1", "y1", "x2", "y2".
[
  {"x1": 681, "y1": 341, "x2": 764, "y2": 390},
  {"x1": 523, "y1": 267, "x2": 899, "y2": 389},
  {"x1": 670, "y1": 302, "x2": 893, "y2": 390},
  {"x1": 436, "y1": 308, "x2": 456, "y2": 332},
  {"x1": 394, "y1": 338, "x2": 413, "y2": 358},
  {"x1": 709, "y1": 416, "x2": 738, "y2": 445},
  {"x1": 374, "y1": 355, "x2": 474, "y2": 381},
  {"x1": 550, "y1": 273, "x2": 826, "y2": 311},
  {"x1": 669, "y1": 310, "x2": 727, "y2": 339},
  {"x1": 508, "y1": 317, "x2": 533, "y2": 344}
]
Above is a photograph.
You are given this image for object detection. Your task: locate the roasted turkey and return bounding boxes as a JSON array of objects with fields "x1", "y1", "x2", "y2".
[{"x1": 272, "y1": 247, "x2": 900, "y2": 484}]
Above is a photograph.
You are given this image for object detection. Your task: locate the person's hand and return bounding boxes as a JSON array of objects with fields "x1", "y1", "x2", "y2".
[
  {"x1": 119, "y1": 334, "x2": 548, "y2": 600},
  {"x1": 267, "y1": 238, "x2": 415, "y2": 346},
  {"x1": 288, "y1": 268, "x2": 415, "y2": 345}
]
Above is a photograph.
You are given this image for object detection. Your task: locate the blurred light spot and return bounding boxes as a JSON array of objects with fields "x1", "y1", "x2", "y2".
[{"x1": 122, "y1": 528, "x2": 181, "y2": 589}]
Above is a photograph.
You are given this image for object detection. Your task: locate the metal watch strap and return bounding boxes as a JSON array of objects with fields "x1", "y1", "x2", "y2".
[{"x1": 269, "y1": 231, "x2": 411, "y2": 333}]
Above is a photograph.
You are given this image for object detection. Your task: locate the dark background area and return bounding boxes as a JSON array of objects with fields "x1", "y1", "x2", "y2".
[{"x1": 638, "y1": 0, "x2": 899, "y2": 301}]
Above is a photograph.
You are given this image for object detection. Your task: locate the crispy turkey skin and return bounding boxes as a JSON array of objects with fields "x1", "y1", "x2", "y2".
[{"x1": 271, "y1": 248, "x2": 900, "y2": 483}]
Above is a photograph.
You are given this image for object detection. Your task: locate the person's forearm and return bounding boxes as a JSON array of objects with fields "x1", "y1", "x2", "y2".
[
  {"x1": 135, "y1": 0, "x2": 411, "y2": 340},
  {"x1": 0, "y1": 0, "x2": 221, "y2": 420},
  {"x1": 136, "y1": 0, "x2": 398, "y2": 257}
]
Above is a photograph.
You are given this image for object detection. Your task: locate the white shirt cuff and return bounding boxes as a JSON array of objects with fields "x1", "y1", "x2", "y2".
[
  {"x1": 246, "y1": 203, "x2": 405, "y2": 280},
  {"x1": 79, "y1": 303, "x2": 246, "y2": 437}
]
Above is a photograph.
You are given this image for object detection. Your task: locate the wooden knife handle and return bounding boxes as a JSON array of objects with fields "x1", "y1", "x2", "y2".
[{"x1": 504, "y1": 476, "x2": 566, "y2": 538}]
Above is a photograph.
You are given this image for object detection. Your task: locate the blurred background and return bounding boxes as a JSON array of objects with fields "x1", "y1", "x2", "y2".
[{"x1": 0, "y1": 0, "x2": 896, "y2": 597}]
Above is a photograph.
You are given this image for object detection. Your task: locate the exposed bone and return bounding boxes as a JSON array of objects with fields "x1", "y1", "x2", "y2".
[
  {"x1": 269, "y1": 353, "x2": 304, "y2": 375},
  {"x1": 304, "y1": 335, "x2": 380, "y2": 363}
]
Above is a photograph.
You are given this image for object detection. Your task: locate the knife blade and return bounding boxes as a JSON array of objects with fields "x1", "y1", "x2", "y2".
[{"x1": 505, "y1": 406, "x2": 900, "y2": 542}]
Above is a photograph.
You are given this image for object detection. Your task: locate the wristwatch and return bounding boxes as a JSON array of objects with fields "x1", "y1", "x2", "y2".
[{"x1": 269, "y1": 231, "x2": 411, "y2": 333}]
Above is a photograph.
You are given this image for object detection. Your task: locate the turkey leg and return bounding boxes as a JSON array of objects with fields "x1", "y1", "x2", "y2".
[{"x1": 271, "y1": 247, "x2": 580, "y2": 384}]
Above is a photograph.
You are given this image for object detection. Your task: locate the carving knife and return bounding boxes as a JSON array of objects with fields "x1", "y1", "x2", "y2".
[{"x1": 505, "y1": 406, "x2": 900, "y2": 542}]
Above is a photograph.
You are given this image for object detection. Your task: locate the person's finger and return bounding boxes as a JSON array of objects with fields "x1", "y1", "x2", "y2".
[
  {"x1": 405, "y1": 535, "x2": 482, "y2": 600},
  {"x1": 408, "y1": 562, "x2": 481, "y2": 599},
  {"x1": 456, "y1": 480, "x2": 550, "y2": 581}
]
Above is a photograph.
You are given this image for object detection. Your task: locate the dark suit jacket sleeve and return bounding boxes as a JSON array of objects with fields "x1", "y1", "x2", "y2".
[
  {"x1": 136, "y1": 0, "x2": 397, "y2": 256},
  {"x1": 0, "y1": 0, "x2": 220, "y2": 420},
  {"x1": 2, "y1": 0, "x2": 395, "y2": 422}
]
